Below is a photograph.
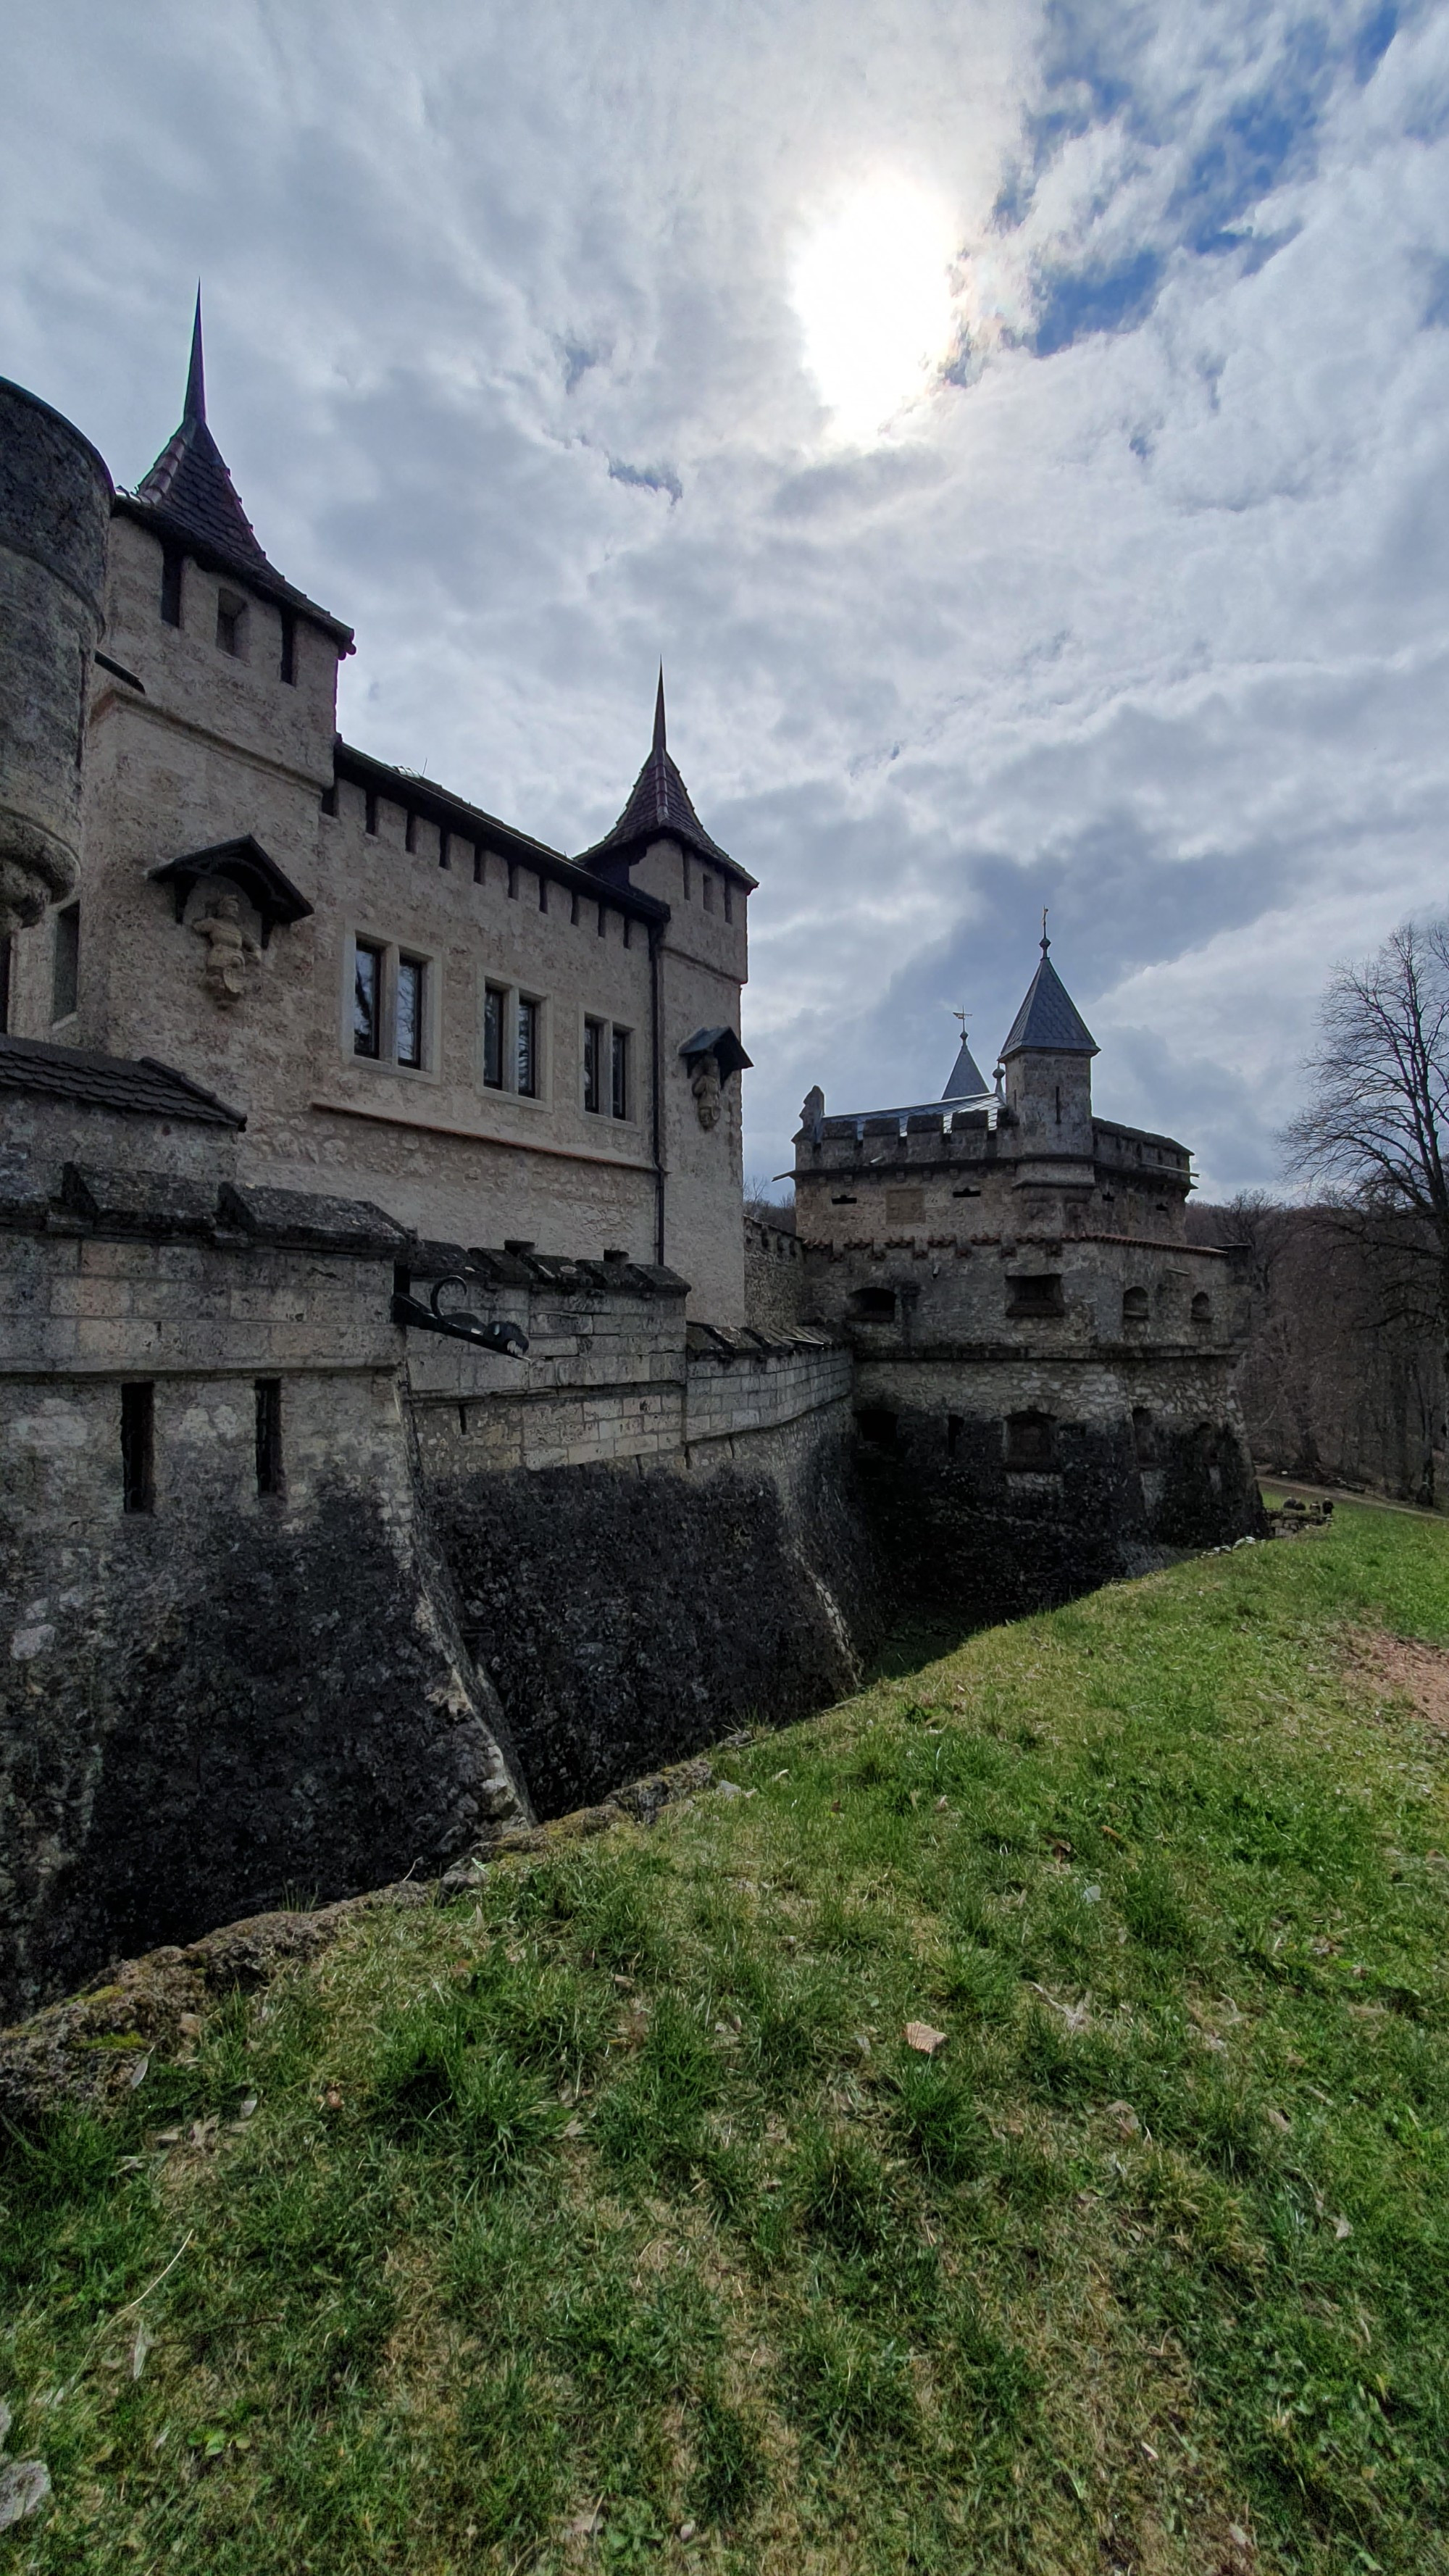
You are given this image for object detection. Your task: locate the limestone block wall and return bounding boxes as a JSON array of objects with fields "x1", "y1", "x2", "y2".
[
  {"x1": 402, "y1": 1249, "x2": 874, "y2": 1817},
  {"x1": 744, "y1": 1214, "x2": 805, "y2": 1333},
  {"x1": 0, "y1": 1172, "x2": 528, "y2": 2017}
]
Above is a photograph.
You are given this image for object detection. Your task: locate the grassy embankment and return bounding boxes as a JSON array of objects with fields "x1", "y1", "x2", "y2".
[{"x1": 4, "y1": 1504, "x2": 1449, "y2": 2575}]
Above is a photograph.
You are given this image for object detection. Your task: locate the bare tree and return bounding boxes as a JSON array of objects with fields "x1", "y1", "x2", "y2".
[{"x1": 1283, "y1": 917, "x2": 1449, "y2": 1503}]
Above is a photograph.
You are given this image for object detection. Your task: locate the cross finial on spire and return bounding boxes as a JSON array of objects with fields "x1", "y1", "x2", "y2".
[
  {"x1": 653, "y1": 664, "x2": 667, "y2": 754},
  {"x1": 185, "y1": 285, "x2": 206, "y2": 425},
  {"x1": 1040, "y1": 906, "x2": 1050, "y2": 955}
]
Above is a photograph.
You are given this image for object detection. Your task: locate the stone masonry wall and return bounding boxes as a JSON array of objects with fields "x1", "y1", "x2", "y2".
[
  {"x1": 0, "y1": 1176, "x2": 529, "y2": 2018},
  {"x1": 404, "y1": 1247, "x2": 876, "y2": 1817}
]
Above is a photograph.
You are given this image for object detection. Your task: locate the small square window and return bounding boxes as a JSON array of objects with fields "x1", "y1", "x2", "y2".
[
  {"x1": 353, "y1": 940, "x2": 383, "y2": 1057},
  {"x1": 1005, "y1": 1412, "x2": 1054, "y2": 1470}
]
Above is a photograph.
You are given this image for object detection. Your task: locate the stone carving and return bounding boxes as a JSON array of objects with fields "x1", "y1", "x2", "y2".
[
  {"x1": 193, "y1": 891, "x2": 259, "y2": 1007},
  {"x1": 690, "y1": 1050, "x2": 722, "y2": 1131}
]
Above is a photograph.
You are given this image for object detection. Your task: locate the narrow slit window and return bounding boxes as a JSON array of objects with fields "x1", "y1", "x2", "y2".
[
  {"x1": 52, "y1": 901, "x2": 79, "y2": 1021},
  {"x1": 438, "y1": 828, "x2": 451, "y2": 871},
  {"x1": 396, "y1": 956, "x2": 425, "y2": 1067},
  {"x1": 215, "y1": 591, "x2": 246, "y2": 657},
  {"x1": 364, "y1": 789, "x2": 379, "y2": 837},
  {"x1": 255, "y1": 1379, "x2": 283, "y2": 1496},
  {"x1": 404, "y1": 810, "x2": 419, "y2": 854},
  {"x1": 483, "y1": 983, "x2": 507, "y2": 1089},
  {"x1": 159, "y1": 545, "x2": 183, "y2": 627},
  {"x1": 611, "y1": 1026, "x2": 629, "y2": 1120},
  {"x1": 701, "y1": 871, "x2": 715, "y2": 913},
  {"x1": 121, "y1": 1383, "x2": 155, "y2": 1515},
  {"x1": 279, "y1": 609, "x2": 297, "y2": 684},
  {"x1": 516, "y1": 995, "x2": 540, "y2": 1098},
  {"x1": 583, "y1": 1017, "x2": 604, "y2": 1114},
  {"x1": 353, "y1": 940, "x2": 383, "y2": 1057},
  {"x1": 723, "y1": 879, "x2": 733, "y2": 924},
  {"x1": 0, "y1": 933, "x2": 11, "y2": 1035}
]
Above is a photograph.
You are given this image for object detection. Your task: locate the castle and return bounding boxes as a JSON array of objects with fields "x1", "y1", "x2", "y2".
[{"x1": 0, "y1": 317, "x2": 1259, "y2": 2015}]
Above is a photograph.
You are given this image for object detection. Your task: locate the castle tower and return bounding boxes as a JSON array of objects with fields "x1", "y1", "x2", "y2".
[
  {"x1": 998, "y1": 924, "x2": 1098, "y2": 1176},
  {"x1": 577, "y1": 674, "x2": 753, "y2": 1314},
  {"x1": 0, "y1": 380, "x2": 112, "y2": 944}
]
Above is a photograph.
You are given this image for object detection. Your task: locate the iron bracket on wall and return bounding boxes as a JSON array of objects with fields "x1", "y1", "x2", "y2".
[{"x1": 392, "y1": 1273, "x2": 529, "y2": 1358}]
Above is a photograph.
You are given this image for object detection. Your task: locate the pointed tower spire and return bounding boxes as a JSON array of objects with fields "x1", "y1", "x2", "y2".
[
  {"x1": 132, "y1": 294, "x2": 270, "y2": 570},
  {"x1": 577, "y1": 673, "x2": 751, "y2": 883},
  {"x1": 1000, "y1": 927, "x2": 1098, "y2": 1060},
  {"x1": 184, "y1": 286, "x2": 206, "y2": 425},
  {"x1": 943, "y1": 1009, "x2": 988, "y2": 1100}
]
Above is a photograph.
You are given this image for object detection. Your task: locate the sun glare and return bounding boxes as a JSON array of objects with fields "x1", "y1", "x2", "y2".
[{"x1": 791, "y1": 177, "x2": 959, "y2": 444}]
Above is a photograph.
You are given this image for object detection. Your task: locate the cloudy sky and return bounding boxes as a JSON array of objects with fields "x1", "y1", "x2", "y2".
[{"x1": 4, "y1": 0, "x2": 1447, "y2": 1197}]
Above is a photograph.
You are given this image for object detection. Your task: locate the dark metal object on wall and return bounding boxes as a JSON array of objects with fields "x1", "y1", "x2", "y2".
[{"x1": 392, "y1": 1271, "x2": 529, "y2": 1357}]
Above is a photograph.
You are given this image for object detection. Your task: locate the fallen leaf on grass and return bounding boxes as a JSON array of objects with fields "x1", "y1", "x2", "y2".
[
  {"x1": 320, "y1": 2088, "x2": 343, "y2": 2114},
  {"x1": 1265, "y1": 2108, "x2": 1291, "y2": 2135},
  {"x1": 563, "y1": 2503, "x2": 606, "y2": 2540},
  {"x1": 0, "y1": 2460, "x2": 51, "y2": 2531},
  {"x1": 1334, "y1": 2214, "x2": 1352, "y2": 2239},
  {"x1": 127, "y1": 2054, "x2": 150, "y2": 2090},
  {"x1": 905, "y1": 2021, "x2": 948, "y2": 2056}
]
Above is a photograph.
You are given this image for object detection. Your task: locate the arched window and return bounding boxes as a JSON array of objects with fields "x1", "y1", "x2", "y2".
[
  {"x1": 1190, "y1": 1291, "x2": 1211, "y2": 1326},
  {"x1": 1122, "y1": 1285, "x2": 1149, "y2": 1323}
]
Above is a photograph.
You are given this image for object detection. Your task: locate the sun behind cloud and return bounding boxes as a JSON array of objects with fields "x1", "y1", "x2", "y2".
[{"x1": 790, "y1": 175, "x2": 959, "y2": 444}]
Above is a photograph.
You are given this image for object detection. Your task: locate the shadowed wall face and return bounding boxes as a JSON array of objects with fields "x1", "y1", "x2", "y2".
[{"x1": 0, "y1": 381, "x2": 112, "y2": 932}]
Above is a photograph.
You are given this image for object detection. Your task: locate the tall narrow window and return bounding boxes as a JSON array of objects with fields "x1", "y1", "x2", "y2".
[
  {"x1": 364, "y1": 789, "x2": 378, "y2": 836},
  {"x1": 0, "y1": 933, "x2": 11, "y2": 1035},
  {"x1": 483, "y1": 984, "x2": 506, "y2": 1089},
  {"x1": 121, "y1": 1383, "x2": 155, "y2": 1514},
  {"x1": 353, "y1": 940, "x2": 383, "y2": 1057},
  {"x1": 583, "y1": 1017, "x2": 604, "y2": 1114},
  {"x1": 516, "y1": 995, "x2": 540, "y2": 1098},
  {"x1": 159, "y1": 545, "x2": 183, "y2": 627},
  {"x1": 52, "y1": 902, "x2": 79, "y2": 1021},
  {"x1": 396, "y1": 956, "x2": 425, "y2": 1069},
  {"x1": 611, "y1": 1026, "x2": 630, "y2": 1120},
  {"x1": 216, "y1": 591, "x2": 246, "y2": 657},
  {"x1": 279, "y1": 609, "x2": 297, "y2": 685},
  {"x1": 255, "y1": 1379, "x2": 284, "y2": 1497}
]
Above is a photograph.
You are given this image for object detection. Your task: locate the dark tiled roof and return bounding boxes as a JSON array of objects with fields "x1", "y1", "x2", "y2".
[
  {"x1": 943, "y1": 1035, "x2": 988, "y2": 1097},
  {"x1": 1000, "y1": 945, "x2": 1098, "y2": 1058},
  {"x1": 119, "y1": 297, "x2": 353, "y2": 649},
  {"x1": 0, "y1": 1033, "x2": 245, "y2": 1128},
  {"x1": 333, "y1": 743, "x2": 671, "y2": 926},
  {"x1": 577, "y1": 675, "x2": 755, "y2": 887}
]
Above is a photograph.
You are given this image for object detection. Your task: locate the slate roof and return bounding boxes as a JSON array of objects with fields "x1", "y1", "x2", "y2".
[
  {"x1": 1000, "y1": 942, "x2": 1098, "y2": 1058},
  {"x1": 943, "y1": 1033, "x2": 988, "y2": 1098},
  {"x1": 0, "y1": 1033, "x2": 246, "y2": 1128},
  {"x1": 577, "y1": 674, "x2": 756, "y2": 887},
  {"x1": 117, "y1": 296, "x2": 353, "y2": 649}
]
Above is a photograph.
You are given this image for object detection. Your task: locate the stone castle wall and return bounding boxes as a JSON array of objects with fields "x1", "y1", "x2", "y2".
[{"x1": 0, "y1": 1178, "x2": 871, "y2": 2013}]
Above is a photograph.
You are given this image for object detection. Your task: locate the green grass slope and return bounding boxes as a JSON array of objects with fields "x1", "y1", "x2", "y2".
[{"x1": 4, "y1": 1506, "x2": 1449, "y2": 2575}]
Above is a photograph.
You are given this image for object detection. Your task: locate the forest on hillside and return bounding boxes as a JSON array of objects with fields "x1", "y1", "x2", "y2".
[{"x1": 1188, "y1": 1199, "x2": 1446, "y2": 1507}]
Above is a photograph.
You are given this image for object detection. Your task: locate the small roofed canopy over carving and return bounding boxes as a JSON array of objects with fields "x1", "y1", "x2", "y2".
[
  {"x1": 999, "y1": 922, "x2": 1098, "y2": 1060},
  {"x1": 118, "y1": 293, "x2": 352, "y2": 648},
  {"x1": 577, "y1": 672, "x2": 756, "y2": 886},
  {"x1": 679, "y1": 1025, "x2": 751, "y2": 1080},
  {"x1": 149, "y1": 836, "x2": 314, "y2": 947}
]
